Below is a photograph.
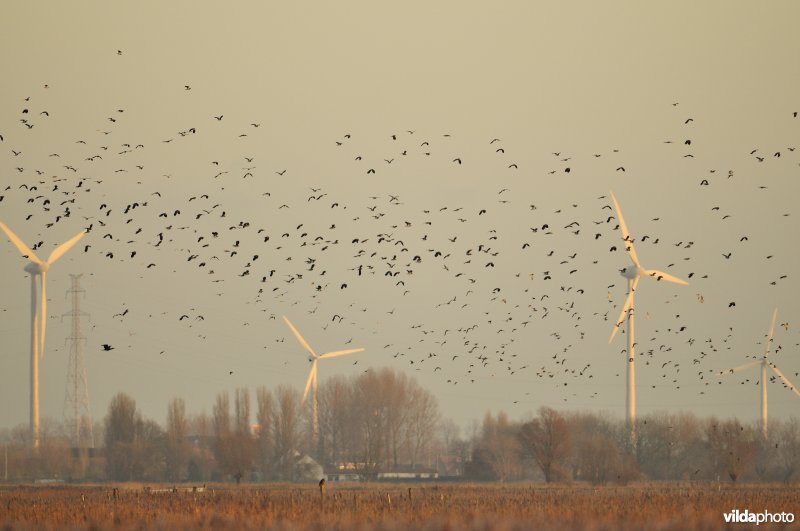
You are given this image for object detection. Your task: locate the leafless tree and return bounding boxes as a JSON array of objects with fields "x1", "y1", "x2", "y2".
[
  {"x1": 187, "y1": 412, "x2": 215, "y2": 481},
  {"x1": 382, "y1": 370, "x2": 411, "y2": 468},
  {"x1": 563, "y1": 411, "x2": 638, "y2": 484},
  {"x1": 165, "y1": 397, "x2": 190, "y2": 482},
  {"x1": 231, "y1": 388, "x2": 255, "y2": 483},
  {"x1": 477, "y1": 411, "x2": 523, "y2": 482},
  {"x1": 255, "y1": 386, "x2": 275, "y2": 479},
  {"x1": 519, "y1": 407, "x2": 571, "y2": 482},
  {"x1": 104, "y1": 393, "x2": 164, "y2": 481},
  {"x1": 352, "y1": 369, "x2": 389, "y2": 479},
  {"x1": 705, "y1": 417, "x2": 755, "y2": 482},
  {"x1": 317, "y1": 375, "x2": 354, "y2": 467},
  {"x1": 405, "y1": 384, "x2": 440, "y2": 466},
  {"x1": 104, "y1": 393, "x2": 140, "y2": 481},
  {"x1": 211, "y1": 389, "x2": 255, "y2": 484},
  {"x1": 774, "y1": 418, "x2": 800, "y2": 482},
  {"x1": 273, "y1": 385, "x2": 301, "y2": 480}
]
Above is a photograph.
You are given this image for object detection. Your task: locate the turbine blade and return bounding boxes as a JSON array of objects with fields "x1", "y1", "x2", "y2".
[
  {"x1": 40, "y1": 272, "x2": 47, "y2": 357},
  {"x1": 645, "y1": 269, "x2": 689, "y2": 286},
  {"x1": 609, "y1": 277, "x2": 639, "y2": 343},
  {"x1": 764, "y1": 308, "x2": 778, "y2": 358},
  {"x1": 313, "y1": 361, "x2": 318, "y2": 396},
  {"x1": 0, "y1": 221, "x2": 42, "y2": 264},
  {"x1": 610, "y1": 191, "x2": 640, "y2": 267},
  {"x1": 769, "y1": 364, "x2": 800, "y2": 399},
  {"x1": 46, "y1": 230, "x2": 86, "y2": 265},
  {"x1": 319, "y1": 348, "x2": 365, "y2": 359},
  {"x1": 302, "y1": 361, "x2": 317, "y2": 404},
  {"x1": 718, "y1": 359, "x2": 760, "y2": 375},
  {"x1": 283, "y1": 316, "x2": 316, "y2": 357}
]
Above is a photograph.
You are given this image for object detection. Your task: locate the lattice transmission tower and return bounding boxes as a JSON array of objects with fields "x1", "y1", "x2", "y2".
[{"x1": 62, "y1": 274, "x2": 94, "y2": 448}]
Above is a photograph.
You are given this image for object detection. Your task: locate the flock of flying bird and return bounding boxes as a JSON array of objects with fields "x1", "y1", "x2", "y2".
[{"x1": 1, "y1": 68, "x2": 799, "y2": 419}]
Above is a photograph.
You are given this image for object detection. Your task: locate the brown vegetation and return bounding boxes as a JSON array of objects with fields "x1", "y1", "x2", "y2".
[{"x1": 1, "y1": 483, "x2": 798, "y2": 530}]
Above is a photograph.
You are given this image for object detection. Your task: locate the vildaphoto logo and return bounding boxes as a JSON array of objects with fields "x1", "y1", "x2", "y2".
[{"x1": 723, "y1": 509, "x2": 795, "y2": 525}]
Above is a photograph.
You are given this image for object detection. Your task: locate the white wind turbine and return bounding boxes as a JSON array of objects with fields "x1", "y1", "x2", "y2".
[
  {"x1": 0, "y1": 222, "x2": 86, "y2": 449},
  {"x1": 719, "y1": 308, "x2": 800, "y2": 440},
  {"x1": 607, "y1": 191, "x2": 688, "y2": 446},
  {"x1": 283, "y1": 316, "x2": 364, "y2": 443}
]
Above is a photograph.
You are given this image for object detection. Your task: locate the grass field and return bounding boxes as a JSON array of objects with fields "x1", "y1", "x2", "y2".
[{"x1": 0, "y1": 483, "x2": 798, "y2": 530}]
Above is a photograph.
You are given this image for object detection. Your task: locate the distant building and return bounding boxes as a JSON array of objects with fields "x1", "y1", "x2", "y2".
[
  {"x1": 324, "y1": 462, "x2": 441, "y2": 481},
  {"x1": 377, "y1": 464, "x2": 438, "y2": 480},
  {"x1": 325, "y1": 468, "x2": 361, "y2": 482}
]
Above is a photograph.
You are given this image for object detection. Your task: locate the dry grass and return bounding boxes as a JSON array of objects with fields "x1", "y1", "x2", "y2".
[{"x1": 1, "y1": 482, "x2": 798, "y2": 530}]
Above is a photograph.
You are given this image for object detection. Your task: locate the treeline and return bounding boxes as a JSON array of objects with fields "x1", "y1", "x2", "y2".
[
  {"x1": 1, "y1": 368, "x2": 800, "y2": 484},
  {"x1": 0, "y1": 368, "x2": 442, "y2": 483},
  {"x1": 469, "y1": 409, "x2": 800, "y2": 484}
]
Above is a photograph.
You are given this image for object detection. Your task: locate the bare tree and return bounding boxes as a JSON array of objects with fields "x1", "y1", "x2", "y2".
[
  {"x1": 187, "y1": 412, "x2": 214, "y2": 482},
  {"x1": 476, "y1": 411, "x2": 523, "y2": 482},
  {"x1": 705, "y1": 418, "x2": 756, "y2": 482},
  {"x1": 212, "y1": 391, "x2": 233, "y2": 481},
  {"x1": 519, "y1": 407, "x2": 571, "y2": 482},
  {"x1": 405, "y1": 384, "x2": 440, "y2": 466},
  {"x1": 440, "y1": 418, "x2": 461, "y2": 455},
  {"x1": 273, "y1": 385, "x2": 301, "y2": 480},
  {"x1": 135, "y1": 418, "x2": 165, "y2": 481},
  {"x1": 775, "y1": 418, "x2": 800, "y2": 482},
  {"x1": 104, "y1": 393, "x2": 163, "y2": 481},
  {"x1": 104, "y1": 393, "x2": 139, "y2": 481},
  {"x1": 317, "y1": 375, "x2": 353, "y2": 467},
  {"x1": 566, "y1": 411, "x2": 632, "y2": 484},
  {"x1": 382, "y1": 370, "x2": 410, "y2": 468},
  {"x1": 580, "y1": 432, "x2": 620, "y2": 484},
  {"x1": 352, "y1": 369, "x2": 390, "y2": 479},
  {"x1": 36, "y1": 420, "x2": 72, "y2": 480},
  {"x1": 165, "y1": 397, "x2": 190, "y2": 482},
  {"x1": 255, "y1": 387, "x2": 275, "y2": 479},
  {"x1": 210, "y1": 389, "x2": 255, "y2": 484},
  {"x1": 231, "y1": 388, "x2": 254, "y2": 483}
]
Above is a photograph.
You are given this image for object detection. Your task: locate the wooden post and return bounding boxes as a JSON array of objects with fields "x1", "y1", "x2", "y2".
[{"x1": 318, "y1": 478, "x2": 326, "y2": 511}]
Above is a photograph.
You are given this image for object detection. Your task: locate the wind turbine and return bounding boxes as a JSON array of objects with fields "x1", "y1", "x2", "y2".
[
  {"x1": 0, "y1": 222, "x2": 86, "y2": 449},
  {"x1": 607, "y1": 191, "x2": 688, "y2": 446},
  {"x1": 719, "y1": 308, "x2": 800, "y2": 440},
  {"x1": 283, "y1": 316, "x2": 364, "y2": 444}
]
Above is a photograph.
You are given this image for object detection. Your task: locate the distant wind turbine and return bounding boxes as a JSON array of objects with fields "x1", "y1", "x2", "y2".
[
  {"x1": 607, "y1": 191, "x2": 688, "y2": 446},
  {"x1": 283, "y1": 316, "x2": 364, "y2": 444},
  {"x1": 719, "y1": 308, "x2": 800, "y2": 440},
  {"x1": 0, "y1": 222, "x2": 86, "y2": 449}
]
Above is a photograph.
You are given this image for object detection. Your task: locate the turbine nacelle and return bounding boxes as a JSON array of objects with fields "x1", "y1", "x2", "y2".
[
  {"x1": 24, "y1": 262, "x2": 49, "y2": 274},
  {"x1": 620, "y1": 265, "x2": 643, "y2": 280}
]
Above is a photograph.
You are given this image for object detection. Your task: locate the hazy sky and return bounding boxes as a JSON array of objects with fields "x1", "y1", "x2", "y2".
[{"x1": 1, "y1": 1, "x2": 799, "y2": 433}]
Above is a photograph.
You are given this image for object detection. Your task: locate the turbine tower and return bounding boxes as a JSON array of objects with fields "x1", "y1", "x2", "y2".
[
  {"x1": 607, "y1": 191, "x2": 688, "y2": 447},
  {"x1": 62, "y1": 274, "x2": 94, "y2": 448},
  {"x1": 0, "y1": 222, "x2": 86, "y2": 449},
  {"x1": 720, "y1": 308, "x2": 800, "y2": 440},
  {"x1": 283, "y1": 316, "x2": 364, "y2": 446}
]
